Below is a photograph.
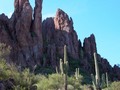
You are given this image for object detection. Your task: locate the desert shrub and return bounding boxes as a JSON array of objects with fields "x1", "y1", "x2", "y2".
[
  {"x1": 68, "y1": 74, "x2": 83, "y2": 89},
  {"x1": 35, "y1": 74, "x2": 63, "y2": 90},
  {"x1": 14, "y1": 85, "x2": 26, "y2": 90},
  {"x1": 34, "y1": 75, "x2": 49, "y2": 90},
  {"x1": 80, "y1": 85, "x2": 93, "y2": 90},
  {"x1": 0, "y1": 59, "x2": 40, "y2": 89},
  {"x1": 13, "y1": 68, "x2": 43, "y2": 90},
  {"x1": 103, "y1": 81, "x2": 120, "y2": 90},
  {"x1": 0, "y1": 43, "x2": 11, "y2": 59},
  {"x1": 35, "y1": 73, "x2": 84, "y2": 90},
  {"x1": 48, "y1": 74, "x2": 64, "y2": 89},
  {"x1": 0, "y1": 60, "x2": 12, "y2": 80}
]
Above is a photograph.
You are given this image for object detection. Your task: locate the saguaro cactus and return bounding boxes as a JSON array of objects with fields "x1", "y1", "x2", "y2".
[
  {"x1": 101, "y1": 74, "x2": 106, "y2": 88},
  {"x1": 58, "y1": 45, "x2": 68, "y2": 90},
  {"x1": 63, "y1": 45, "x2": 68, "y2": 90},
  {"x1": 56, "y1": 66, "x2": 58, "y2": 74},
  {"x1": 91, "y1": 74, "x2": 97, "y2": 90},
  {"x1": 75, "y1": 68, "x2": 79, "y2": 80},
  {"x1": 91, "y1": 53, "x2": 109, "y2": 90},
  {"x1": 91, "y1": 52, "x2": 101, "y2": 90},
  {"x1": 60, "y1": 58, "x2": 64, "y2": 75}
]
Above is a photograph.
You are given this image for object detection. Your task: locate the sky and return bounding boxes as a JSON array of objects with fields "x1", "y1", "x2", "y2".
[{"x1": 0, "y1": 0, "x2": 120, "y2": 66}]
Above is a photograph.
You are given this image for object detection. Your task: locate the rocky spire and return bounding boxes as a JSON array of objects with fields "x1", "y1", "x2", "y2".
[
  {"x1": 42, "y1": 8, "x2": 80, "y2": 68},
  {"x1": 7, "y1": 0, "x2": 43, "y2": 67},
  {"x1": 33, "y1": 0, "x2": 43, "y2": 40},
  {"x1": 54, "y1": 9, "x2": 73, "y2": 32},
  {"x1": 83, "y1": 34, "x2": 97, "y2": 56},
  {"x1": 14, "y1": 0, "x2": 29, "y2": 13},
  {"x1": 30, "y1": 0, "x2": 43, "y2": 63}
]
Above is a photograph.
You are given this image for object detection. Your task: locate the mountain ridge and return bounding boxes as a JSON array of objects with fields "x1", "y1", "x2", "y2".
[{"x1": 0, "y1": 0, "x2": 120, "y2": 80}]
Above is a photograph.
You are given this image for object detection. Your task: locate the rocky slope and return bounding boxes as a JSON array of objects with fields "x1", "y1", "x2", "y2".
[{"x1": 0, "y1": 0, "x2": 120, "y2": 80}]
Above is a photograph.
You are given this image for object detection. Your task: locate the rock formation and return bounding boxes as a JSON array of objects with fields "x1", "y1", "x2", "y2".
[
  {"x1": 0, "y1": 14, "x2": 11, "y2": 45},
  {"x1": 32, "y1": 0, "x2": 43, "y2": 59},
  {"x1": 0, "y1": 0, "x2": 43, "y2": 68},
  {"x1": 113, "y1": 65, "x2": 120, "y2": 80},
  {"x1": 0, "y1": 0, "x2": 120, "y2": 80},
  {"x1": 42, "y1": 9, "x2": 80, "y2": 67}
]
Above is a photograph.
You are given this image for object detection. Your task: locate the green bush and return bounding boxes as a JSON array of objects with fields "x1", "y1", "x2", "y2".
[
  {"x1": 35, "y1": 73, "x2": 84, "y2": 90},
  {"x1": 80, "y1": 85, "x2": 93, "y2": 90},
  {"x1": 0, "y1": 59, "x2": 40, "y2": 89},
  {"x1": 103, "y1": 81, "x2": 120, "y2": 90},
  {"x1": 35, "y1": 74, "x2": 63, "y2": 90},
  {"x1": 0, "y1": 60, "x2": 13, "y2": 80}
]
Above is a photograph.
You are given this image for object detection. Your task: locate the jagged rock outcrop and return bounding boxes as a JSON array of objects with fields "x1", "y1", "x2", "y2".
[
  {"x1": 42, "y1": 9, "x2": 80, "y2": 67},
  {"x1": 98, "y1": 55, "x2": 113, "y2": 73},
  {"x1": 54, "y1": 9, "x2": 73, "y2": 32},
  {"x1": 54, "y1": 9, "x2": 79, "y2": 59},
  {"x1": 82, "y1": 34, "x2": 114, "y2": 76},
  {"x1": 0, "y1": 14, "x2": 11, "y2": 45},
  {"x1": 8, "y1": 0, "x2": 34, "y2": 67},
  {"x1": 32, "y1": 0, "x2": 43, "y2": 59},
  {"x1": 83, "y1": 34, "x2": 97, "y2": 56},
  {"x1": 0, "y1": 0, "x2": 43, "y2": 68},
  {"x1": 80, "y1": 34, "x2": 97, "y2": 73}
]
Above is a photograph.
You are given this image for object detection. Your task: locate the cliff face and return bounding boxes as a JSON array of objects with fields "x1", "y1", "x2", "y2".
[
  {"x1": 0, "y1": 0, "x2": 43, "y2": 68},
  {"x1": 0, "y1": 0, "x2": 120, "y2": 80},
  {"x1": 42, "y1": 9, "x2": 79, "y2": 67}
]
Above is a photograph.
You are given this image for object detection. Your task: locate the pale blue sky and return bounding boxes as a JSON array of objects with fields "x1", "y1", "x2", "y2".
[{"x1": 0, "y1": 0, "x2": 120, "y2": 66}]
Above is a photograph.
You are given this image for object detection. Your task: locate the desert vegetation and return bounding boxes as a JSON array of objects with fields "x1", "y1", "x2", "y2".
[{"x1": 0, "y1": 43, "x2": 120, "y2": 90}]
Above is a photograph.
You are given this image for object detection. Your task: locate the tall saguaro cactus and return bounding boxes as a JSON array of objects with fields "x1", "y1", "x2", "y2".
[
  {"x1": 75, "y1": 68, "x2": 80, "y2": 80},
  {"x1": 91, "y1": 74, "x2": 97, "y2": 90},
  {"x1": 101, "y1": 74, "x2": 105, "y2": 88},
  {"x1": 94, "y1": 53, "x2": 100, "y2": 89},
  {"x1": 58, "y1": 45, "x2": 68, "y2": 90},
  {"x1": 91, "y1": 53, "x2": 109, "y2": 90},
  {"x1": 63, "y1": 45, "x2": 68, "y2": 90},
  {"x1": 91, "y1": 52, "x2": 101, "y2": 90}
]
